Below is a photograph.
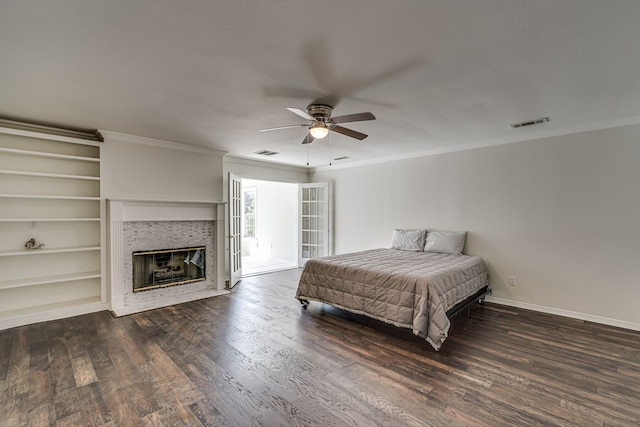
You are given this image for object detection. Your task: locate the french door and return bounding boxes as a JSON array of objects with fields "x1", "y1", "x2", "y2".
[
  {"x1": 227, "y1": 176, "x2": 330, "y2": 280},
  {"x1": 298, "y1": 182, "x2": 330, "y2": 266},
  {"x1": 228, "y1": 172, "x2": 242, "y2": 287}
]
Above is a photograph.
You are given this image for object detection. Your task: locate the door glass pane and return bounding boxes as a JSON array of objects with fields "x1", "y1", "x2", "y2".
[{"x1": 299, "y1": 182, "x2": 329, "y2": 263}]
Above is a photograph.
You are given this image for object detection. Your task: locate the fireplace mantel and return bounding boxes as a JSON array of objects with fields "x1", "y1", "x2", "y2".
[{"x1": 108, "y1": 199, "x2": 228, "y2": 316}]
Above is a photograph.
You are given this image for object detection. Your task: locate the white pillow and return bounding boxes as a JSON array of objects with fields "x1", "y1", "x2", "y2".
[
  {"x1": 424, "y1": 230, "x2": 466, "y2": 255},
  {"x1": 390, "y1": 229, "x2": 427, "y2": 252}
]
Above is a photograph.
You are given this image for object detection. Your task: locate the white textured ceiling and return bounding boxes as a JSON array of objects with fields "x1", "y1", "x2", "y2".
[{"x1": 1, "y1": 1, "x2": 640, "y2": 167}]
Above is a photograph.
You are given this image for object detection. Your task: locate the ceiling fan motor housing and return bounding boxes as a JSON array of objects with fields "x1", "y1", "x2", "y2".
[{"x1": 307, "y1": 104, "x2": 333, "y2": 122}]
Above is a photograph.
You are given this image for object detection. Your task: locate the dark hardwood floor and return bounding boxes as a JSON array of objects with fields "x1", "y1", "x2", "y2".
[{"x1": 2, "y1": 268, "x2": 640, "y2": 426}]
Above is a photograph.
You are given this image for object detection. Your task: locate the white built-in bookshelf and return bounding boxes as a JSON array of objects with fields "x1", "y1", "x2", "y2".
[{"x1": 0, "y1": 127, "x2": 107, "y2": 329}]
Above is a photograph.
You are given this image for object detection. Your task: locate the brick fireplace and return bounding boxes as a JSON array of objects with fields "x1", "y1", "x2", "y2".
[{"x1": 107, "y1": 199, "x2": 227, "y2": 316}]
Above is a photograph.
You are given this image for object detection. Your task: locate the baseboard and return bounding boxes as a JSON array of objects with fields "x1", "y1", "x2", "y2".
[
  {"x1": 0, "y1": 300, "x2": 110, "y2": 331},
  {"x1": 486, "y1": 296, "x2": 640, "y2": 332}
]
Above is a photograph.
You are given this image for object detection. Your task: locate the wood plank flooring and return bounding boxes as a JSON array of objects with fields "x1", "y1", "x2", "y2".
[{"x1": 1, "y1": 268, "x2": 640, "y2": 426}]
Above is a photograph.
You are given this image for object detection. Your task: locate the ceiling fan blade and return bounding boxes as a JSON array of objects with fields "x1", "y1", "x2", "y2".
[
  {"x1": 301, "y1": 133, "x2": 315, "y2": 144},
  {"x1": 330, "y1": 112, "x2": 376, "y2": 124},
  {"x1": 259, "y1": 124, "x2": 308, "y2": 132},
  {"x1": 286, "y1": 107, "x2": 314, "y2": 121},
  {"x1": 330, "y1": 125, "x2": 368, "y2": 140}
]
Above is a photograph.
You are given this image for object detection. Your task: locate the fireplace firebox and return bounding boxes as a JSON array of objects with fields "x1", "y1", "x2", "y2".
[{"x1": 132, "y1": 246, "x2": 206, "y2": 292}]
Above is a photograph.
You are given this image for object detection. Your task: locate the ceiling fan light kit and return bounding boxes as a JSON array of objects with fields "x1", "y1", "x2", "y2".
[{"x1": 309, "y1": 123, "x2": 329, "y2": 139}]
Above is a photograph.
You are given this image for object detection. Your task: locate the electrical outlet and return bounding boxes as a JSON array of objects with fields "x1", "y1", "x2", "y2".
[
  {"x1": 508, "y1": 276, "x2": 516, "y2": 286},
  {"x1": 27, "y1": 221, "x2": 37, "y2": 229}
]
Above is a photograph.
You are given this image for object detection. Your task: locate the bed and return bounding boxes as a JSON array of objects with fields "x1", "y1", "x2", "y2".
[{"x1": 295, "y1": 230, "x2": 490, "y2": 351}]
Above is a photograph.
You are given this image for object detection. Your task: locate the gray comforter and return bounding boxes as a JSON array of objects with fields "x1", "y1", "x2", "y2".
[{"x1": 295, "y1": 248, "x2": 489, "y2": 350}]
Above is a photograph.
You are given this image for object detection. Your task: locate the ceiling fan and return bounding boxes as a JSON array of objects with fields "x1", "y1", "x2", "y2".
[{"x1": 259, "y1": 104, "x2": 375, "y2": 144}]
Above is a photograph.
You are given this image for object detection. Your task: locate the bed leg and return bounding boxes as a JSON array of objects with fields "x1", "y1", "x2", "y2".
[
  {"x1": 299, "y1": 299, "x2": 309, "y2": 309},
  {"x1": 467, "y1": 306, "x2": 472, "y2": 318},
  {"x1": 479, "y1": 288, "x2": 491, "y2": 305}
]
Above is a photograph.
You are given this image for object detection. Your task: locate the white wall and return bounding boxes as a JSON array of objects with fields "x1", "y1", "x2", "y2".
[
  {"x1": 102, "y1": 131, "x2": 225, "y2": 201},
  {"x1": 242, "y1": 179, "x2": 298, "y2": 262},
  {"x1": 311, "y1": 124, "x2": 640, "y2": 328}
]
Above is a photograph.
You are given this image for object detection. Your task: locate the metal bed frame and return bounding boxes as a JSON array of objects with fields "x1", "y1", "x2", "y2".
[
  {"x1": 300, "y1": 285, "x2": 492, "y2": 320},
  {"x1": 445, "y1": 285, "x2": 491, "y2": 319}
]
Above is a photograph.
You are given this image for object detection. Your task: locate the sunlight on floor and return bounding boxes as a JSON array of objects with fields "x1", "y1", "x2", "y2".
[{"x1": 242, "y1": 255, "x2": 297, "y2": 277}]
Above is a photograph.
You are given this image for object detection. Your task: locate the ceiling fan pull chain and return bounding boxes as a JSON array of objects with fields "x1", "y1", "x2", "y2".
[
  {"x1": 329, "y1": 131, "x2": 332, "y2": 166},
  {"x1": 307, "y1": 143, "x2": 310, "y2": 166}
]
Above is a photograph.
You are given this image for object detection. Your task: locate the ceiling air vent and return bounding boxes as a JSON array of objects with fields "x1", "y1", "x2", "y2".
[
  {"x1": 509, "y1": 116, "x2": 550, "y2": 129},
  {"x1": 254, "y1": 150, "x2": 279, "y2": 156},
  {"x1": 333, "y1": 156, "x2": 351, "y2": 161}
]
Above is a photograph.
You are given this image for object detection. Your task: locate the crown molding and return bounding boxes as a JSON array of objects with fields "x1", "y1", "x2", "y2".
[
  {"x1": 0, "y1": 117, "x2": 102, "y2": 142},
  {"x1": 99, "y1": 130, "x2": 227, "y2": 156},
  {"x1": 312, "y1": 114, "x2": 640, "y2": 173},
  {"x1": 0, "y1": 124, "x2": 103, "y2": 146}
]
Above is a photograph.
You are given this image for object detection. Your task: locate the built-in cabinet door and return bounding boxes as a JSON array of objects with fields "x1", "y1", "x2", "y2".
[
  {"x1": 228, "y1": 173, "x2": 242, "y2": 287},
  {"x1": 298, "y1": 182, "x2": 330, "y2": 266}
]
